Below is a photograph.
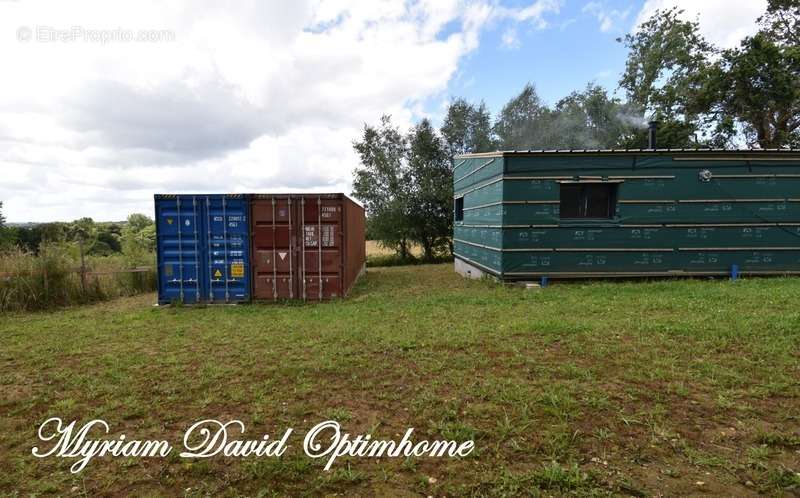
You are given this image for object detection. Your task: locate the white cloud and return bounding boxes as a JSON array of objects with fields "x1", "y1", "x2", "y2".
[
  {"x1": 497, "y1": 0, "x2": 561, "y2": 29},
  {"x1": 558, "y1": 18, "x2": 577, "y2": 31},
  {"x1": 593, "y1": 69, "x2": 614, "y2": 80},
  {"x1": 0, "y1": 0, "x2": 559, "y2": 222},
  {"x1": 495, "y1": 0, "x2": 562, "y2": 49},
  {"x1": 501, "y1": 27, "x2": 521, "y2": 49},
  {"x1": 634, "y1": 0, "x2": 767, "y2": 48},
  {"x1": 583, "y1": 1, "x2": 630, "y2": 33}
]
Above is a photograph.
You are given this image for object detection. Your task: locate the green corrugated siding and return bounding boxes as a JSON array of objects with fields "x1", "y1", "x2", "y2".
[
  {"x1": 455, "y1": 157, "x2": 505, "y2": 225},
  {"x1": 502, "y1": 226, "x2": 800, "y2": 249},
  {"x1": 454, "y1": 157, "x2": 504, "y2": 191},
  {"x1": 453, "y1": 152, "x2": 800, "y2": 278},
  {"x1": 502, "y1": 250, "x2": 800, "y2": 275},
  {"x1": 453, "y1": 239, "x2": 502, "y2": 274}
]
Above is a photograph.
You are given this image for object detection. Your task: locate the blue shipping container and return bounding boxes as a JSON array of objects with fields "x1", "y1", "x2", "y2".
[{"x1": 154, "y1": 194, "x2": 251, "y2": 304}]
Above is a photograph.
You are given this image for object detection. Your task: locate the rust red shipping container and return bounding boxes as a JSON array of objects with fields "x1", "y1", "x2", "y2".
[{"x1": 250, "y1": 193, "x2": 365, "y2": 301}]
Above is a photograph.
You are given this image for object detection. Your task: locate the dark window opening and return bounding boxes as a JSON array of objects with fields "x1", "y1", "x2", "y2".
[
  {"x1": 559, "y1": 183, "x2": 617, "y2": 219},
  {"x1": 455, "y1": 197, "x2": 464, "y2": 222}
]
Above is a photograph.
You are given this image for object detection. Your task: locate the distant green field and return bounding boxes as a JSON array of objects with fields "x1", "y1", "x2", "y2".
[{"x1": 2, "y1": 265, "x2": 799, "y2": 496}]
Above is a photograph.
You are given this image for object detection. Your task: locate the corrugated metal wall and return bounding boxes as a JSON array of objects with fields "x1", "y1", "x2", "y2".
[
  {"x1": 250, "y1": 193, "x2": 365, "y2": 301},
  {"x1": 454, "y1": 152, "x2": 800, "y2": 279},
  {"x1": 155, "y1": 193, "x2": 365, "y2": 304},
  {"x1": 155, "y1": 194, "x2": 251, "y2": 303},
  {"x1": 343, "y1": 196, "x2": 366, "y2": 295}
]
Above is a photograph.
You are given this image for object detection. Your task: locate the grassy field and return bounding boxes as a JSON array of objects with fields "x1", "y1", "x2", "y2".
[
  {"x1": 365, "y1": 241, "x2": 426, "y2": 258},
  {"x1": 1, "y1": 265, "x2": 799, "y2": 496},
  {"x1": 365, "y1": 240, "x2": 402, "y2": 257}
]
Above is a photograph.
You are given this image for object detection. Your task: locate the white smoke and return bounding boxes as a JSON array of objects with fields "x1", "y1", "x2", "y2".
[{"x1": 616, "y1": 112, "x2": 649, "y2": 129}]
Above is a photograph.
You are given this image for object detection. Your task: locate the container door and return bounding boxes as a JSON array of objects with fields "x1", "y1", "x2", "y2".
[
  {"x1": 156, "y1": 195, "x2": 206, "y2": 304},
  {"x1": 252, "y1": 197, "x2": 297, "y2": 300},
  {"x1": 300, "y1": 196, "x2": 344, "y2": 300},
  {"x1": 251, "y1": 195, "x2": 345, "y2": 301},
  {"x1": 204, "y1": 195, "x2": 250, "y2": 303}
]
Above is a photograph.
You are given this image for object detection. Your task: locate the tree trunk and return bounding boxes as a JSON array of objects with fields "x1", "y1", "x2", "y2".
[
  {"x1": 422, "y1": 239, "x2": 434, "y2": 262},
  {"x1": 398, "y1": 239, "x2": 409, "y2": 259},
  {"x1": 756, "y1": 115, "x2": 772, "y2": 149}
]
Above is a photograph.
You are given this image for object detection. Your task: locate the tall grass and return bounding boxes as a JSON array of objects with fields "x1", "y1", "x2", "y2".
[{"x1": 0, "y1": 243, "x2": 156, "y2": 312}]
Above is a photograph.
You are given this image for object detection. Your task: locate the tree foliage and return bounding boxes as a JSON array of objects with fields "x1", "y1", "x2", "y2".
[
  {"x1": 494, "y1": 83, "x2": 551, "y2": 149},
  {"x1": 759, "y1": 0, "x2": 800, "y2": 46},
  {"x1": 0, "y1": 201, "x2": 14, "y2": 250},
  {"x1": 4, "y1": 214, "x2": 154, "y2": 261},
  {"x1": 121, "y1": 213, "x2": 156, "y2": 265},
  {"x1": 618, "y1": 8, "x2": 714, "y2": 147},
  {"x1": 704, "y1": 32, "x2": 800, "y2": 148},
  {"x1": 494, "y1": 83, "x2": 648, "y2": 149},
  {"x1": 353, "y1": 116, "x2": 453, "y2": 261},
  {"x1": 441, "y1": 98, "x2": 495, "y2": 157},
  {"x1": 406, "y1": 119, "x2": 452, "y2": 259},
  {"x1": 619, "y1": 3, "x2": 799, "y2": 149},
  {"x1": 352, "y1": 116, "x2": 415, "y2": 258}
]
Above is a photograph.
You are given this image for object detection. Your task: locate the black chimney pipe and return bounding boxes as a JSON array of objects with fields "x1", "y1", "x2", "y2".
[{"x1": 648, "y1": 121, "x2": 659, "y2": 149}]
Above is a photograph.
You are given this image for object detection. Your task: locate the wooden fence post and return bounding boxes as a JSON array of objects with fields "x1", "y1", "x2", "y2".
[
  {"x1": 79, "y1": 238, "x2": 87, "y2": 295},
  {"x1": 41, "y1": 244, "x2": 48, "y2": 303}
]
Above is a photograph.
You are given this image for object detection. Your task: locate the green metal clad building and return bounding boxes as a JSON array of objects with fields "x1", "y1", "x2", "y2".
[{"x1": 453, "y1": 148, "x2": 800, "y2": 281}]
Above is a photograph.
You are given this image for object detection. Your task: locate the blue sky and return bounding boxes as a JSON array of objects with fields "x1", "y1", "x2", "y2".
[
  {"x1": 1, "y1": 0, "x2": 766, "y2": 221},
  {"x1": 448, "y1": 0, "x2": 634, "y2": 114}
]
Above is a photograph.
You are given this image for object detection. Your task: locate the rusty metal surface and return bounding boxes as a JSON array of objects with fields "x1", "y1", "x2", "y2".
[{"x1": 250, "y1": 193, "x2": 365, "y2": 301}]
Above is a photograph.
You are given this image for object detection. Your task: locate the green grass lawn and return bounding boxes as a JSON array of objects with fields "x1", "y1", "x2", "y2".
[{"x1": 1, "y1": 265, "x2": 799, "y2": 497}]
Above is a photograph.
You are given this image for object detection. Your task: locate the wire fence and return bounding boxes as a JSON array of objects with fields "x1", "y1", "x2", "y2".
[{"x1": 0, "y1": 246, "x2": 157, "y2": 312}]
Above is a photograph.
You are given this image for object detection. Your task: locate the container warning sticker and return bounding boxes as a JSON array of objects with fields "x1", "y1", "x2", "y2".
[
  {"x1": 213, "y1": 269, "x2": 223, "y2": 278},
  {"x1": 230, "y1": 263, "x2": 244, "y2": 278}
]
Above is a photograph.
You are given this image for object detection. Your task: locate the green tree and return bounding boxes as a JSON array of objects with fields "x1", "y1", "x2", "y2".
[
  {"x1": 692, "y1": 1, "x2": 800, "y2": 148},
  {"x1": 354, "y1": 116, "x2": 455, "y2": 260},
  {"x1": 619, "y1": 3, "x2": 799, "y2": 148},
  {"x1": 37, "y1": 223, "x2": 67, "y2": 245},
  {"x1": 441, "y1": 98, "x2": 496, "y2": 158},
  {"x1": 352, "y1": 115, "x2": 414, "y2": 259},
  {"x1": 12, "y1": 223, "x2": 67, "y2": 253},
  {"x1": 703, "y1": 34, "x2": 800, "y2": 148},
  {"x1": 0, "y1": 201, "x2": 15, "y2": 250},
  {"x1": 471, "y1": 102, "x2": 495, "y2": 153},
  {"x1": 15, "y1": 227, "x2": 39, "y2": 252},
  {"x1": 121, "y1": 213, "x2": 155, "y2": 264},
  {"x1": 550, "y1": 84, "x2": 645, "y2": 148},
  {"x1": 126, "y1": 213, "x2": 154, "y2": 233},
  {"x1": 93, "y1": 230, "x2": 122, "y2": 255},
  {"x1": 66, "y1": 217, "x2": 99, "y2": 256},
  {"x1": 492, "y1": 83, "x2": 648, "y2": 149},
  {"x1": 406, "y1": 119, "x2": 452, "y2": 260},
  {"x1": 759, "y1": 0, "x2": 799, "y2": 46},
  {"x1": 68, "y1": 217, "x2": 96, "y2": 242},
  {"x1": 493, "y1": 83, "x2": 552, "y2": 149},
  {"x1": 618, "y1": 8, "x2": 714, "y2": 147}
]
